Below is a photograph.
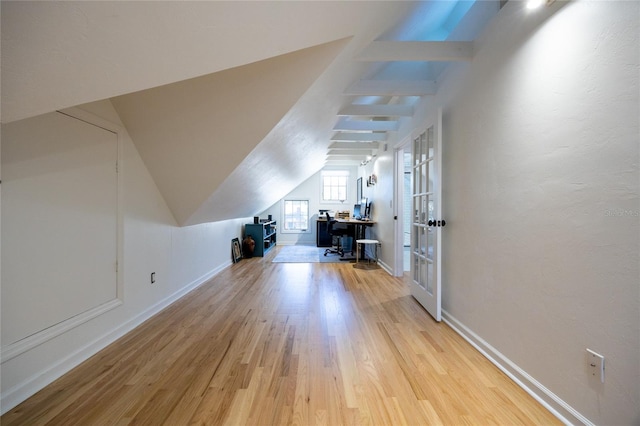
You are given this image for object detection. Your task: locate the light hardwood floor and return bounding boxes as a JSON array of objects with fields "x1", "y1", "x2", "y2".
[{"x1": 2, "y1": 248, "x2": 561, "y2": 425}]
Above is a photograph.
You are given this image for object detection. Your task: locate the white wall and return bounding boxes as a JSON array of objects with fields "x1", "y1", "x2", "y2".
[
  {"x1": 0, "y1": 100, "x2": 251, "y2": 413},
  {"x1": 358, "y1": 146, "x2": 396, "y2": 273},
  {"x1": 2, "y1": 112, "x2": 119, "y2": 346},
  {"x1": 263, "y1": 158, "x2": 397, "y2": 273},
  {"x1": 413, "y1": 1, "x2": 638, "y2": 424},
  {"x1": 261, "y1": 166, "x2": 358, "y2": 246}
]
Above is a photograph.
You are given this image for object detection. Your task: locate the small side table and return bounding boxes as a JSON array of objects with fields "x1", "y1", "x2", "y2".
[{"x1": 356, "y1": 239, "x2": 380, "y2": 264}]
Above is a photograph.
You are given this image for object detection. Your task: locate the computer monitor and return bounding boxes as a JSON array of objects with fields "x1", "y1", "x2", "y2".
[
  {"x1": 353, "y1": 204, "x2": 362, "y2": 219},
  {"x1": 360, "y1": 198, "x2": 369, "y2": 218}
]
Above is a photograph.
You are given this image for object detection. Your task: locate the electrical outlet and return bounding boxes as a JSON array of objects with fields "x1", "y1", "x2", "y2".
[
  {"x1": 151, "y1": 272, "x2": 156, "y2": 284},
  {"x1": 586, "y1": 348, "x2": 605, "y2": 383}
]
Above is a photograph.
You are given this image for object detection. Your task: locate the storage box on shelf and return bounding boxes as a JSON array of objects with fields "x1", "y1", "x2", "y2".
[{"x1": 244, "y1": 220, "x2": 277, "y2": 257}]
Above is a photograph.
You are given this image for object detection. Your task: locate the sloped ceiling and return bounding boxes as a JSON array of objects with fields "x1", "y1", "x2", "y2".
[
  {"x1": 1, "y1": 1, "x2": 497, "y2": 225},
  {"x1": 111, "y1": 40, "x2": 350, "y2": 225}
]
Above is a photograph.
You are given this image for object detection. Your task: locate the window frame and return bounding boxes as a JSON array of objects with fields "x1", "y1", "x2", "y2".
[
  {"x1": 320, "y1": 170, "x2": 350, "y2": 204},
  {"x1": 281, "y1": 199, "x2": 310, "y2": 234}
]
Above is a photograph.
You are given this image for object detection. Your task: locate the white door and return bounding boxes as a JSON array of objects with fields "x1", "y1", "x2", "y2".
[{"x1": 409, "y1": 109, "x2": 444, "y2": 321}]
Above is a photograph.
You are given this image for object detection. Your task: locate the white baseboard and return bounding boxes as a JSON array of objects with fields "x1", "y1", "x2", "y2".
[
  {"x1": 442, "y1": 310, "x2": 593, "y2": 426},
  {"x1": 377, "y1": 259, "x2": 393, "y2": 276},
  {"x1": 0, "y1": 261, "x2": 230, "y2": 415}
]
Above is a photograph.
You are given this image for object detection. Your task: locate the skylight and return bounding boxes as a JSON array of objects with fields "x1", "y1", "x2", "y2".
[{"x1": 382, "y1": 0, "x2": 477, "y2": 42}]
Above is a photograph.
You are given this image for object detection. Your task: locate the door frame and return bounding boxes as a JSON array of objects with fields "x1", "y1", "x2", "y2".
[{"x1": 393, "y1": 134, "x2": 412, "y2": 277}]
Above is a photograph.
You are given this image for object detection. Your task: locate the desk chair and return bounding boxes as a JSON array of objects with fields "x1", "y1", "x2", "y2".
[{"x1": 324, "y1": 212, "x2": 350, "y2": 257}]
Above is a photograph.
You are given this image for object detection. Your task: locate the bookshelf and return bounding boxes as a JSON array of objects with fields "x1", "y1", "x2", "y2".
[{"x1": 244, "y1": 220, "x2": 277, "y2": 257}]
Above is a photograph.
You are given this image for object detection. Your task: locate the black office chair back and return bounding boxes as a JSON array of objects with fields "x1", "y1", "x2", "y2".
[
  {"x1": 325, "y1": 211, "x2": 333, "y2": 232},
  {"x1": 326, "y1": 212, "x2": 348, "y2": 234}
]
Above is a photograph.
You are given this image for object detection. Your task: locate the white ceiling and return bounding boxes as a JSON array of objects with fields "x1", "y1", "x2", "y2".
[{"x1": 1, "y1": 1, "x2": 498, "y2": 225}]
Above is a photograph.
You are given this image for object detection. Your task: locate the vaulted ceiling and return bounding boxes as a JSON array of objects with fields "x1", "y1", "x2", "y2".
[{"x1": 1, "y1": 1, "x2": 497, "y2": 225}]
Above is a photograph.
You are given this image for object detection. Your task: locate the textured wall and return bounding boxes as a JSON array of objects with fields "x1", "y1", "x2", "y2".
[{"x1": 431, "y1": 1, "x2": 639, "y2": 424}]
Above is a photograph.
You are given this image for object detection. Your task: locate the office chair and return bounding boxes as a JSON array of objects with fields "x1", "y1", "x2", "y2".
[{"x1": 324, "y1": 212, "x2": 350, "y2": 257}]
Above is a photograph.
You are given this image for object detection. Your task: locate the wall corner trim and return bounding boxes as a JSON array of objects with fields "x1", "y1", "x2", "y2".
[
  {"x1": 442, "y1": 310, "x2": 593, "y2": 426},
  {"x1": 1, "y1": 299, "x2": 124, "y2": 363}
]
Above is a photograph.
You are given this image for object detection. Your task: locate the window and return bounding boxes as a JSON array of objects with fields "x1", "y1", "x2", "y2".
[
  {"x1": 283, "y1": 199, "x2": 309, "y2": 232},
  {"x1": 321, "y1": 170, "x2": 349, "y2": 202}
]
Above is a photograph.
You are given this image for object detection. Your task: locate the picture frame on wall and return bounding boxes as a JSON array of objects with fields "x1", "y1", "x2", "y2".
[
  {"x1": 231, "y1": 238, "x2": 242, "y2": 263},
  {"x1": 357, "y1": 177, "x2": 363, "y2": 201},
  {"x1": 367, "y1": 174, "x2": 377, "y2": 186}
]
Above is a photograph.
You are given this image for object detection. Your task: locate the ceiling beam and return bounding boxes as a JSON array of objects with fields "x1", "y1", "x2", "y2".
[
  {"x1": 325, "y1": 160, "x2": 364, "y2": 167},
  {"x1": 344, "y1": 79, "x2": 436, "y2": 96},
  {"x1": 356, "y1": 41, "x2": 474, "y2": 62},
  {"x1": 333, "y1": 119, "x2": 399, "y2": 132},
  {"x1": 330, "y1": 132, "x2": 387, "y2": 142},
  {"x1": 326, "y1": 155, "x2": 369, "y2": 162},
  {"x1": 338, "y1": 104, "x2": 413, "y2": 117},
  {"x1": 329, "y1": 141, "x2": 380, "y2": 149},
  {"x1": 328, "y1": 149, "x2": 373, "y2": 156}
]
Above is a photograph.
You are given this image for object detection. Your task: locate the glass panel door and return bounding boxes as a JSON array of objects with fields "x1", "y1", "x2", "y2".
[{"x1": 409, "y1": 109, "x2": 442, "y2": 321}]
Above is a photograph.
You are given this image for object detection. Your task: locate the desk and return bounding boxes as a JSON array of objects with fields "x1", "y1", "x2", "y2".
[
  {"x1": 335, "y1": 218, "x2": 375, "y2": 238},
  {"x1": 335, "y1": 218, "x2": 375, "y2": 258},
  {"x1": 316, "y1": 219, "x2": 332, "y2": 247}
]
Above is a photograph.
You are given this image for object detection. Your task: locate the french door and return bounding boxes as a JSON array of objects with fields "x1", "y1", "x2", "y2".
[{"x1": 409, "y1": 109, "x2": 443, "y2": 321}]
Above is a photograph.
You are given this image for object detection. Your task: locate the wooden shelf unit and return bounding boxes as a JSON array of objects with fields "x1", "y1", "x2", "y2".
[{"x1": 245, "y1": 220, "x2": 277, "y2": 257}]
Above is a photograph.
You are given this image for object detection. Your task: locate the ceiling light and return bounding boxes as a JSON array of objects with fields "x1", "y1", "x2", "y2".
[
  {"x1": 526, "y1": 0, "x2": 555, "y2": 9},
  {"x1": 526, "y1": 0, "x2": 544, "y2": 9}
]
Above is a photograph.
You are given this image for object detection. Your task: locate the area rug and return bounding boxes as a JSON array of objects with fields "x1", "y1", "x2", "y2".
[{"x1": 272, "y1": 245, "x2": 355, "y2": 263}]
